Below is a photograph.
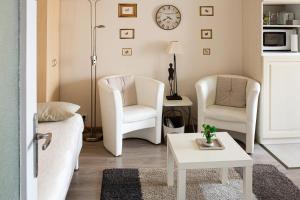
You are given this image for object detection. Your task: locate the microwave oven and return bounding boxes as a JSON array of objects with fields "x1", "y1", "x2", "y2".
[{"x1": 263, "y1": 29, "x2": 297, "y2": 51}]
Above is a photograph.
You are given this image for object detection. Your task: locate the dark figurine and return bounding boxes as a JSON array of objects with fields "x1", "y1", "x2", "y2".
[
  {"x1": 168, "y1": 63, "x2": 175, "y2": 95},
  {"x1": 168, "y1": 63, "x2": 174, "y2": 81}
]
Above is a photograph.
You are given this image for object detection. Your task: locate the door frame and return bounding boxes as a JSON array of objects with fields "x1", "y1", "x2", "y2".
[{"x1": 19, "y1": 0, "x2": 38, "y2": 199}]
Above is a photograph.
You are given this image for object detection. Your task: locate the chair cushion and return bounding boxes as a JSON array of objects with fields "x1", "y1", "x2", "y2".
[
  {"x1": 106, "y1": 75, "x2": 137, "y2": 106},
  {"x1": 215, "y1": 77, "x2": 247, "y2": 108},
  {"x1": 205, "y1": 105, "x2": 247, "y2": 123},
  {"x1": 123, "y1": 105, "x2": 157, "y2": 123}
]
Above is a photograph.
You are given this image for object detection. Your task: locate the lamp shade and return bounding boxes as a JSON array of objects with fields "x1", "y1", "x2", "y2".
[{"x1": 167, "y1": 41, "x2": 183, "y2": 54}]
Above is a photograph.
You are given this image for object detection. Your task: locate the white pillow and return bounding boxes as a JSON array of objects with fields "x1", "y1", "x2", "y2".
[
  {"x1": 38, "y1": 102, "x2": 80, "y2": 122},
  {"x1": 215, "y1": 77, "x2": 247, "y2": 108}
]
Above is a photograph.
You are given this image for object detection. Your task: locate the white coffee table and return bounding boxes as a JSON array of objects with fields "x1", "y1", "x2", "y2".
[{"x1": 167, "y1": 132, "x2": 253, "y2": 200}]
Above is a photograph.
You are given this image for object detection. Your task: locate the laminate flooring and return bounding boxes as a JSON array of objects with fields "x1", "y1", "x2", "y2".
[{"x1": 66, "y1": 139, "x2": 300, "y2": 200}]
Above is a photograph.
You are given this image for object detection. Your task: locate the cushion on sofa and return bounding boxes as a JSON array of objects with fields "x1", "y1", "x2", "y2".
[
  {"x1": 106, "y1": 75, "x2": 137, "y2": 106},
  {"x1": 215, "y1": 77, "x2": 247, "y2": 108}
]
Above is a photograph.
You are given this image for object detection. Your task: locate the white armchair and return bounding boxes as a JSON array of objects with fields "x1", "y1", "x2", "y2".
[
  {"x1": 195, "y1": 75, "x2": 260, "y2": 153},
  {"x1": 98, "y1": 75, "x2": 164, "y2": 156}
]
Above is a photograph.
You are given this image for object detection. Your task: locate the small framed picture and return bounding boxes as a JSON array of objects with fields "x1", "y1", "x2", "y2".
[
  {"x1": 201, "y1": 29, "x2": 213, "y2": 39},
  {"x1": 118, "y1": 4, "x2": 137, "y2": 18},
  {"x1": 203, "y1": 48, "x2": 211, "y2": 55},
  {"x1": 122, "y1": 48, "x2": 132, "y2": 56},
  {"x1": 120, "y1": 29, "x2": 135, "y2": 39},
  {"x1": 200, "y1": 6, "x2": 214, "y2": 16}
]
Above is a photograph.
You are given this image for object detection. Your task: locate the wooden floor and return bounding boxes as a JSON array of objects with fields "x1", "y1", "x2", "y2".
[{"x1": 66, "y1": 138, "x2": 300, "y2": 200}]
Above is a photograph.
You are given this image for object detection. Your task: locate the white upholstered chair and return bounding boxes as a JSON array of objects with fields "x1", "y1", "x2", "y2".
[
  {"x1": 195, "y1": 75, "x2": 260, "y2": 153},
  {"x1": 98, "y1": 75, "x2": 165, "y2": 156}
]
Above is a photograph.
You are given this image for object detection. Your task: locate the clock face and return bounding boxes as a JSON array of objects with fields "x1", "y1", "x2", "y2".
[{"x1": 156, "y1": 5, "x2": 181, "y2": 30}]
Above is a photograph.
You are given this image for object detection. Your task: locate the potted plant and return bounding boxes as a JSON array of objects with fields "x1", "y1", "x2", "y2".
[{"x1": 202, "y1": 124, "x2": 217, "y2": 146}]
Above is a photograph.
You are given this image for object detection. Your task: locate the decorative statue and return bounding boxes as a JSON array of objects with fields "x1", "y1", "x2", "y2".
[{"x1": 168, "y1": 63, "x2": 175, "y2": 96}]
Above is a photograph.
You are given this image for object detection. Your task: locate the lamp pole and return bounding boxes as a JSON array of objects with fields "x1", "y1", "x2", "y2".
[{"x1": 84, "y1": 0, "x2": 105, "y2": 142}]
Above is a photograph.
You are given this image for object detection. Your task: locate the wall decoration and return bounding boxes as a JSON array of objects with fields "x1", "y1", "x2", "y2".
[
  {"x1": 200, "y1": 6, "x2": 214, "y2": 16},
  {"x1": 120, "y1": 29, "x2": 135, "y2": 39},
  {"x1": 122, "y1": 48, "x2": 133, "y2": 56},
  {"x1": 203, "y1": 48, "x2": 211, "y2": 55},
  {"x1": 201, "y1": 29, "x2": 213, "y2": 39},
  {"x1": 118, "y1": 4, "x2": 137, "y2": 18},
  {"x1": 156, "y1": 5, "x2": 181, "y2": 30}
]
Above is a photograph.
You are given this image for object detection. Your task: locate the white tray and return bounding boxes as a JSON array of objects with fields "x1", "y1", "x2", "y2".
[{"x1": 195, "y1": 138, "x2": 225, "y2": 150}]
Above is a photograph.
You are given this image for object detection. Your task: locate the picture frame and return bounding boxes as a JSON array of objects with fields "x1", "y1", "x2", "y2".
[
  {"x1": 120, "y1": 29, "x2": 135, "y2": 39},
  {"x1": 200, "y1": 6, "x2": 214, "y2": 16},
  {"x1": 122, "y1": 48, "x2": 133, "y2": 56},
  {"x1": 118, "y1": 4, "x2": 137, "y2": 18},
  {"x1": 201, "y1": 29, "x2": 213, "y2": 39},
  {"x1": 203, "y1": 48, "x2": 211, "y2": 55}
]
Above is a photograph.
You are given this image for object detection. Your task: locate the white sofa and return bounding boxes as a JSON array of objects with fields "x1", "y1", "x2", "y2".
[
  {"x1": 98, "y1": 75, "x2": 165, "y2": 156},
  {"x1": 195, "y1": 75, "x2": 260, "y2": 153}
]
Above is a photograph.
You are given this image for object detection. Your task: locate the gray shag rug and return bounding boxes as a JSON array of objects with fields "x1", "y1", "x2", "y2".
[{"x1": 101, "y1": 164, "x2": 300, "y2": 200}]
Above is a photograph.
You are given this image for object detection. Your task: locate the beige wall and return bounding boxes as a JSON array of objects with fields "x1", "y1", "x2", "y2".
[
  {"x1": 60, "y1": 0, "x2": 243, "y2": 126},
  {"x1": 38, "y1": 0, "x2": 60, "y2": 103},
  {"x1": 242, "y1": 0, "x2": 262, "y2": 81}
]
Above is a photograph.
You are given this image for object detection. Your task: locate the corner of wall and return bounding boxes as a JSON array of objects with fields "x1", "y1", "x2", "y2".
[{"x1": 240, "y1": 0, "x2": 263, "y2": 82}]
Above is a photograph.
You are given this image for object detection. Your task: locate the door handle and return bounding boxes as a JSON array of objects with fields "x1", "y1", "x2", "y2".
[
  {"x1": 36, "y1": 132, "x2": 52, "y2": 150},
  {"x1": 33, "y1": 113, "x2": 53, "y2": 177},
  {"x1": 34, "y1": 132, "x2": 52, "y2": 177}
]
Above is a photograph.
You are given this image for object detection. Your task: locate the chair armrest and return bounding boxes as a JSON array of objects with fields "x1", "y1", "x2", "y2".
[
  {"x1": 135, "y1": 76, "x2": 165, "y2": 110},
  {"x1": 195, "y1": 77, "x2": 217, "y2": 113},
  {"x1": 246, "y1": 80, "x2": 261, "y2": 122},
  {"x1": 98, "y1": 79, "x2": 123, "y2": 133}
]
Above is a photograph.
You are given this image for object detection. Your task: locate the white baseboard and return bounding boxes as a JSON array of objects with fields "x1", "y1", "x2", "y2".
[{"x1": 259, "y1": 138, "x2": 300, "y2": 144}]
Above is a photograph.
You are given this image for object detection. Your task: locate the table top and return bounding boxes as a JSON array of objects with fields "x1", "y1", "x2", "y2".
[
  {"x1": 167, "y1": 132, "x2": 253, "y2": 169},
  {"x1": 163, "y1": 96, "x2": 193, "y2": 107}
]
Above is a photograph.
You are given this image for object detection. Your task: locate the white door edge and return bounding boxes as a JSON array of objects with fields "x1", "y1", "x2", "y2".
[{"x1": 19, "y1": 0, "x2": 38, "y2": 199}]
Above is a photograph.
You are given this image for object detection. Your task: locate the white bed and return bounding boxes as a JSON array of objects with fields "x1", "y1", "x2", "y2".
[{"x1": 37, "y1": 113, "x2": 84, "y2": 200}]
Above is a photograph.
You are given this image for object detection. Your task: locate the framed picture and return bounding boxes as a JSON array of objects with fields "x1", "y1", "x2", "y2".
[
  {"x1": 201, "y1": 29, "x2": 213, "y2": 39},
  {"x1": 203, "y1": 48, "x2": 211, "y2": 55},
  {"x1": 118, "y1": 4, "x2": 137, "y2": 18},
  {"x1": 200, "y1": 6, "x2": 214, "y2": 16},
  {"x1": 122, "y1": 48, "x2": 132, "y2": 56},
  {"x1": 120, "y1": 29, "x2": 135, "y2": 39}
]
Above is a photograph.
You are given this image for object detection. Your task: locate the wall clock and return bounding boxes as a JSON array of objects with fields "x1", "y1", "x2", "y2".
[{"x1": 156, "y1": 5, "x2": 181, "y2": 30}]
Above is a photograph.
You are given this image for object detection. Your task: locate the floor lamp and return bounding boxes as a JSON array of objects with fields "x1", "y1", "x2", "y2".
[
  {"x1": 166, "y1": 41, "x2": 183, "y2": 100},
  {"x1": 84, "y1": 0, "x2": 105, "y2": 142}
]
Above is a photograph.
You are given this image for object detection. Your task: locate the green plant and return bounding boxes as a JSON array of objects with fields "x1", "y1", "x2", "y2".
[{"x1": 202, "y1": 124, "x2": 217, "y2": 144}]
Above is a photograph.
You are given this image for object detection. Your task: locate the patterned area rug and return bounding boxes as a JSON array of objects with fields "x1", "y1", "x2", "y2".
[{"x1": 101, "y1": 164, "x2": 300, "y2": 200}]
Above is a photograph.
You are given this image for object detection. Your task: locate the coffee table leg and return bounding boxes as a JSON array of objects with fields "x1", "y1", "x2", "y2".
[
  {"x1": 167, "y1": 143, "x2": 174, "y2": 186},
  {"x1": 220, "y1": 168, "x2": 229, "y2": 184},
  {"x1": 243, "y1": 166, "x2": 253, "y2": 200},
  {"x1": 177, "y1": 169, "x2": 186, "y2": 200}
]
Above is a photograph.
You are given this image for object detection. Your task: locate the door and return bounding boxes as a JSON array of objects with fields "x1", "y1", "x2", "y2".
[{"x1": 20, "y1": 0, "x2": 37, "y2": 199}]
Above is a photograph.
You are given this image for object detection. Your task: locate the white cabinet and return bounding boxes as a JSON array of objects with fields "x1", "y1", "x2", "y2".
[
  {"x1": 242, "y1": 0, "x2": 300, "y2": 143},
  {"x1": 258, "y1": 56, "x2": 300, "y2": 143}
]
